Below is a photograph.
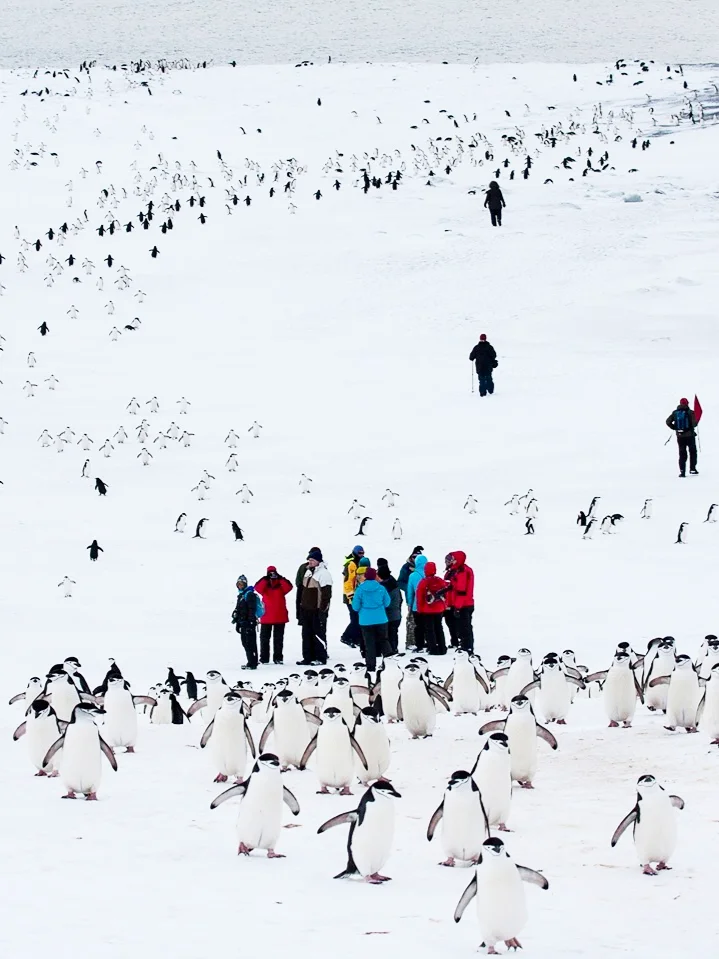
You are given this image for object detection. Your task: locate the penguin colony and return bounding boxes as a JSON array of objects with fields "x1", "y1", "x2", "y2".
[{"x1": 11, "y1": 635, "x2": 715, "y2": 951}]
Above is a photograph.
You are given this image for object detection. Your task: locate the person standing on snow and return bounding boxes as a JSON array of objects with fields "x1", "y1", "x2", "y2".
[
  {"x1": 233, "y1": 575, "x2": 265, "y2": 671},
  {"x1": 406, "y1": 554, "x2": 429, "y2": 652},
  {"x1": 377, "y1": 558, "x2": 403, "y2": 655},
  {"x1": 415, "y1": 562, "x2": 449, "y2": 656},
  {"x1": 398, "y1": 546, "x2": 423, "y2": 650},
  {"x1": 341, "y1": 545, "x2": 367, "y2": 648},
  {"x1": 469, "y1": 334, "x2": 498, "y2": 397},
  {"x1": 254, "y1": 566, "x2": 293, "y2": 665},
  {"x1": 484, "y1": 180, "x2": 506, "y2": 226},
  {"x1": 666, "y1": 398, "x2": 698, "y2": 477},
  {"x1": 444, "y1": 551, "x2": 475, "y2": 652},
  {"x1": 297, "y1": 550, "x2": 333, "y2": 666},
  {"x1": 352, "y1": 568, "x2": 391, "y2": 672}
]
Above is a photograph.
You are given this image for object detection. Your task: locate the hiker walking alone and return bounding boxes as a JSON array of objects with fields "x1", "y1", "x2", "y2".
[
  {"x1": 469, "y1": 334, "x2": 498, "y2": 397},
  {"x1": 484, "y1": 180, "x2": 506, "y2": 226},
  {"x1": 666, "y1": 397, "x2": 698, "y2": 477}
]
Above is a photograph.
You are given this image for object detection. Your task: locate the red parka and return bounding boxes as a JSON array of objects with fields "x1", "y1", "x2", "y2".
[
  {"x1": 445, "y1": 551, "x2": 474, "y2": 609},
  {"x1": 254, "y1": 567, "x2": 292, "y2": 624},
  {"x1": 415, "y1": 562, "x2": 449, "y2": 615}
]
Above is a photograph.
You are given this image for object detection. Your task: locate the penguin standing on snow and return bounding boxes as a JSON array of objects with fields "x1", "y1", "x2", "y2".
[
  {"x1": 42, "y1": 702, "x2": 118, "y2": 800},
  {"x1": 94, "y1": 477, "x2": 108, "y2": 496},
  {"x1": 675, "y1": 522, "x2": 688, "y2": 545},
  {"x1": 355, "y1": 516, "x2": 372, "y2": 536},
  {"x1": 87, "y1": 540, "x2": 103, "y2": 561},
  {"x1": 392, "y1": 518, "x2": 402, "y2": 540},
  {"x1": 299, "y1": 474, "x2": 313, "y2": 494},
  {"x1": 317, "y1": 780, "x2": 402, "y2": 882},
  {"x1": 231, "y1": 521, "x2": 244, "y2": 541},
  {"x1": 427, "y1": 769, "x2": 489, "y2": 866},
  {"x1": 524, "y1": 518, "x2": 535, "y2": 535},
  {"x1": 174, "y1": 512, "x2": 187, "y2": 533},
  {"x1": 194, "y1": 518, "x2": 209, "y2": 539},
  {"x1": 585, "y1": 495, "x2": 601, "y2": 522},
  {"x1": 464, "y1": 495, "x2": 478, "y2": 515},
  {"x1": 505, "y1": 494, "x2": 520, "y2": 515},
  {"x1": 611, "y1": 774, "x2": 684, "y2": 875},
  {"x1": 210, "y1": 752, "x2": 300, "y2": 858},
  {"x1": 640, "y1": 498, "x2": 653, "y2": 519},
  {"x1": 583, "y1": 518, "x2": 597, "y2": 540},
  {"x1": 704, "y1": 504, "x2": 719, "y2": 524},
  {"x1": 382, "y1": 489, "x2": 399, "y2": 508},
  {"x1": 453, "y1": 837, "x2": 549, "y2": 952},
  {"x1": 13, "y1": 698, "x2": 64, "y2": 777}
]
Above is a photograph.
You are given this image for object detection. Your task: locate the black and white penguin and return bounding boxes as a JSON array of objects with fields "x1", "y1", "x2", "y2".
[
  {"x1": 352, "y1": 707, "x2": 391, "y2": 783},
  {"x1": 454, "y1": 837, "x2": 549, "y2": 952},
  {"x1": 640, "y1": 498, "x2": 653, "y2": 519},
  {"x1": 201, "y1": 691, "x2": 256, "y2": 783},
  {"x1": 103, "y1": 676, "x2": 156, "y2": 752},
  {"x1": 300, "y1": 705, "x2": 368, "y2": 794},
  {"x1": 87, "y1": 539, "x2": 103, "y2": 561},
  {"x1": 471, "y1": 733, "x2": 512, "y2": 832},
  {"x1": 64, "y1": 657, "x2": 91, "y2": 694},
  {"x1": 94, "y1": 477, "x2": 108, "y2": 496},
  {"x1": 355, "y1": 516, "x2": 372, "y2": 536},
  {"x1": 611, "y1": 774, "x2": 684, "y2": 875},
  {"x1": 317, "y1": 780, "x2": 402, "y2": 882},
  {"x1": 259, "y1": 687, "x2": 319, "y2": 770},
  {"x1": 13, "y1": 698, "x2": 64, "y2": 776},
  {"x1": 193, "y1": 517, "x2": 208, "y2": 539},
  {"x1": 524, "y1": 518, "x2": 535, "y2": 535},
  {"x1": 174, "y1": 512, "x2": 187, "y2": 533},
  {"x1": 704, "y1": 504, "x2": 719, "y2": 524},
  {"x1": 231, "y1": 521, "x2": 244, "y2": 541},
  {"x1": 397, "y1": 661, "x2": 450, "y2": 738},
  {"x1": 583, "y1": 518, "x2": 597, "y2": 539},
  {"x1": 675, "y1": 522, "x2": 688, "y2": 544},
  {"x1": 210, "y1": 753, "x2": 300, "y2": 858},
  {"x1": 479, "y1": 696, "x2": 557, "y2": 788},
  {"x1": 427, "y1": 769, "x2": 489, "y2": 866},
  {"x1": 43, "y1": 702, "x2": 117, "y2": 800}
]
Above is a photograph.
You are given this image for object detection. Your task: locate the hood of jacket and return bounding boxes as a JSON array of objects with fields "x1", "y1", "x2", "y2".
[
  {"x1": 413, "y1": 555, "x2": 428, "y2": 576},
  {"x1": 450, "y1": 551, "x2": 467, "y2": 567},
  {"x1": 424, "y1": 561, "x2": 437, "y2": 577},
  {"x1": 357, "y1": 579, "x2": 389, "y2": 607}
]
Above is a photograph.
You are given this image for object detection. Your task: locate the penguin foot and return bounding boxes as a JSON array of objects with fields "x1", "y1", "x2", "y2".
[
  {"x1": 266, "y1": 850, "x2": 285, "y2": 859},
  {"x1": 608, "y1": 721, "x2": 619, "y2": 727},
  {"x1": 685, "y1": 727, "x2": 698, "y2": 734},
  {"x1": 281, "y1": 766, "x2": 290, "y2": 772},
  {"x1": 85, "y1": 792, "x2": 98, "y2": 801},
  {"x1": 49, "y1": 770, "x2": 59, "y2": 778},
  {"x1": 518, "y1": 781, "x2": 534, "y2": 789},
  {"x1": 440, "y1": 857, "x2": 456, "y2": 867},
  {"x1": 317, "y1": 787, "x2": 331, "y2": 794},
  {"x1": 505, "y1": 938, "x2": 522, "y2": 950},
  {"x1": 642, "y1": 864, "x2": 658, "y2": 875},
  {"x1": 622, "y1": 722, "x2": 632, "y2": 728},
  {"x1": 664, "y1": 726, "x2": 676, "y2": 732},
  {"x1": 647, "y1": 706, "x2": 656, "y2": 712},
  {"x1": 34, "y1": 770, "x2": 48, "y2": 777},
  {"x1": 238, "y1": 843, "x2": 253, "y2": 856},
  {"x1": 125, "y1": 746, "x2": 135, "y2": 753},
  {"x1": 484, "y1": 947, "x2": 499, "y2": 956},
  {"x1": 498, "y1": 823, "x2": 511, "y2": 832},
  {"x1": 214, "y1": 773, "x2": 229, "y2": 783},
  {"x1": 339, "y1": 786, "x2": 354, "y2": 796},
  {"x1": 556, "y1": 719, "x2": 567, "y2": 725},
  {"x1": 656, "y1": 861, "x2": 671, "y2": 871},
  {"x1": 367, "y1": 873, "x2": 391, "y2": 883},
  {"x1": 62, "y1": 791, "x2": 77, "y2": 799},
  {"x1": 711, "y1": 739, "x2": 719, "y2": 745}
]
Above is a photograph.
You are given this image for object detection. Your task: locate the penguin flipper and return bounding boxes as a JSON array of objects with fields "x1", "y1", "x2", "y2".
[
  {"x1": 478, "y1": 719, "x2": 505, "y2": 735},
  {"x1": 633, "y1": 674, "x2": 645, "y2": 705},
  {"x1": 8, "y1": 692, "x2": 26, "y2": 705},
  {"x1": 200, "y1": 720, "x2": 215, "y2": 748},
  {"x1": 299, "y1": 734, "x2": 318, "y2": 770},
  {"x1": 350, "y1": 684, "x2": 370, "y2": 697},
  {"x1": 584, "y1": 670, "x2": 608, "y2": 685},
  {"x1": 304, "y1": 711, "x2": 322, "y2": 726},
  {"x1": 426, "y1": 801, "x2": 444, "y2": 841},
  {"x1": 210, "y1": 782, "x2": 247, "y2": 809},
  {"x1": 563, "y1": 666, "x2": 583, "y2": 681},
  {"x1": 238, "y1": 689, "x2": 262, "y2": 702},
  {"x1": 696, "y1": 692, "x2": 706, "y2": 726},
  {"x1": 99, "y1": 736, "x2": 118, "y2": 770},
  {"x1": 454, "y1": 873, "x2": 478, "y2": 922},
  {"x1": 42, "y1": 734, "x2": 65, "y2": 768},
  {"x1": 647, "y1": 676, "x2": 671, "y2": 687},
  {"x1": 300, "y1": 696, "x2": 323, "y2": 708},
  {"x1": 132, "y1": 695, "x2": 157, "y2": 707},
  {"x1": 443, "y1": 671, "x2": 454, "y2": 691},
  {"x1": 282, "y1": 785, "x2": 301, "y2": 815},
  {"x1": 259, "y1": 718, "x2": 274, "y2": 752},
  {"x1": 610, "y1": 809, "x2": 637, "y2": 846},
  {"x1": 244, "y1": 720, "x2": 256, "y2": 758},
  {"x1": 473, "y1": 670, "x2": 489, "y2": 694},
  {"x1": 187, "y1": 697, "x2": 207, "y2": 716},
  {"x1": 350, "y1": 734, "x2": 368, "y2": 769},
  {"x1": 520, "y1": 679, "x2": 540, "y2": 696},
  {"x1": 429, "y1": 684, "x2": 451, "y2": 710},
  {"x1": 334, "y1": 852, "x2": 360, "y2": 880},
  {"x1": 318, "y1": 811, "x2": 358, "y2": 834},
  {"x1": 491, "y1": 666, "x2": 510, "y2": 681},
  {"x1": 536, "y1": 725, "x2": 558, "y2": 750},
  {"x1": 396, "y1": 696, "x2": 404, "y2": 722},
  {"x1": 12, "y1": 721, "x2": 27, "y2": 740},
  {"x1": 669, "y1": 795, "x2": 685, "y2": 810},
  {"x1": 566, "y1": 675, "x2": 585, "y2": 689},
  {"x1": 80, "y1": 693, "x2": 100, "y2": 704},
  {"x1": 517, "y1": 865, "x2": 549, "y2": 889}
]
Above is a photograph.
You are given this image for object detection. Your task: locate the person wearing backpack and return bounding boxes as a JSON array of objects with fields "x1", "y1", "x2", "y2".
[
  {"x1": 254, "y1": 566, "x2": 293, "y2": 665},
  {"x1": 415, "y1": 562, "x2": 449, "y2": 656},
  {"x1": 469, "y1": 334, "x2": 498, "y2": 397},
  {"x1": 484, "y1": 180, "x2": 506, "y2": 226},
  {"x1": 232, "y1": 575, "x2": 265, "y2": 670},
  {"x1": 341, "y1": 545, "x2": 367, "y2": 648},
  {"x1": 352, "y1": 568, "x2": 392, "y2": 672},
  {"x1": 666, "y1": 398, "x2": 698, "y2": 477}
]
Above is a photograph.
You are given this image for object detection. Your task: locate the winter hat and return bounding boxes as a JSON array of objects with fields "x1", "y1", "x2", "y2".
[
  {"x1": 679, "y1": 397, "x2": 689, "y2": 406},
  {"x1": 424, "y1": 562, "x2": 437, "y2": 577},
  {"x1": 365, "y1": 568, "x2": 377, "y2": 580},
  {"x1": 353, "y1": 545, "x2": 365, "y2": 556},
  {"x1": 307, "y1": 547, "x2": 323, "y2": 562},
  {"x1": 358, "y1": 557, "x2": 370, "y2": 567},
  {"x1": 479, "y1": 334, "x2": 487, "y2": 341},
  {"x1": 267, "y1": 565, "x2": 277, "y2": 573},
  {"x1": 236, "y1": 574, "x2": 248, "y2": 587},
  {"x1": 377, "y1": 558, "x2": 391, "y2": 578}
]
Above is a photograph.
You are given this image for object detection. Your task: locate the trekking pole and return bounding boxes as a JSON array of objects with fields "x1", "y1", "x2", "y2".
[
  {"x1": 664, "y1": 436, "x2": 672, "y2": 446},
  {"x1": 470, "y1": 364, "x2": 475, "y2": 393},
  {"x1": 697, "y1": 431, "x2": 702, "y2": 452}
]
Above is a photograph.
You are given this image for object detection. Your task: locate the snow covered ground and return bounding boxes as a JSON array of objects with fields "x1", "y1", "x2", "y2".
[
  {"x1": 2, "y1": 59, "x2": 719, "y2": 957},
  {"x1": 3, "y1": 0, "x2": 719, "y2": 69}
]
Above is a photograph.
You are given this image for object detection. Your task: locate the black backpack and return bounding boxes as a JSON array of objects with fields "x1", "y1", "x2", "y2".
[{"x1": 675, "y1": 408, "x2": 691, "y2": 432}]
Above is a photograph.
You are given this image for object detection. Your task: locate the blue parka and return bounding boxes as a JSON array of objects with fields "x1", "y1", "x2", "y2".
[
  {"x1": 352, "y1": 579, "x2": 391, "y2": 626},
  {"x1": 406, "y1": 555, "x2": 428, "y2": 612}
]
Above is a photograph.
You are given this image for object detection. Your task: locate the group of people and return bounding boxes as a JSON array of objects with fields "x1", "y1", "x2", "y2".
[{"x1": 231, "y1": 545, "x2": 476, "y2": 672}]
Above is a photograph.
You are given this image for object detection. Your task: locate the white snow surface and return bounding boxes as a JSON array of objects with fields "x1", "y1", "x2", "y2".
[{"x1": 2, "y1": 59, "x2": 719, "y2": 957}]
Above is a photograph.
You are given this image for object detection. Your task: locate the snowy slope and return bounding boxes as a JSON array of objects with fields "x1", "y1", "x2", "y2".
[{"x1": 2, "y1": 60, "x2": 719, "y2": 958}]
